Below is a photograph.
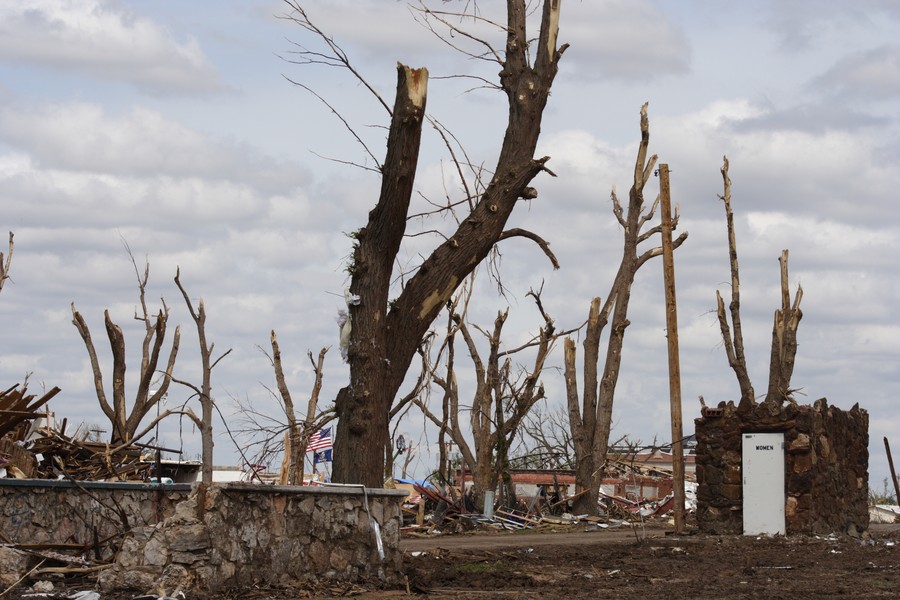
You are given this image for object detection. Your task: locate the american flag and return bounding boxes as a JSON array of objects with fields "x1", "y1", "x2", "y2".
[{"x1": 308, "y1": 427, "x2": 332, "y2": 452}]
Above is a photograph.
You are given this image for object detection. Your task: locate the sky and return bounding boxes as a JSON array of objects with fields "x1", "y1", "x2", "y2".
[{"x1": 1, "y1": 0, "x2": 898, "y2": 489}]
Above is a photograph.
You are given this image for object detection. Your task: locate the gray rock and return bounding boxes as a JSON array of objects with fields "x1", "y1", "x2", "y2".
[
  {"x1": 0, "y1": 546, "x2": 31, "y2": 587},
  {"x1": 122, "y1": 568, "x2": 157, "y2": 591},
  {"x1": 167, "y1": 522, "x2": 210, "y2": 552}
]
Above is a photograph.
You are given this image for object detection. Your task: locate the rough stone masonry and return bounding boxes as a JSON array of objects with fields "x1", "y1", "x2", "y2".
[
  {"x1": 0, "y1": 479, "x2": 407, "y2": 593},
  {"x1": 695, "y1": 397, "x2": 868, "y2": 535}
]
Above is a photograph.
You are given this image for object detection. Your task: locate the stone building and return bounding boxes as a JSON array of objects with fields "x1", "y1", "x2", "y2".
[{"x1": 695, "y1": 397, "x2": 868, "y2": 535}]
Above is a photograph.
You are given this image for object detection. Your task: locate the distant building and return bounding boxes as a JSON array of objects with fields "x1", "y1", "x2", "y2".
[{"x1": 454, "y1": 466, "x2": 685, "y2": 502}]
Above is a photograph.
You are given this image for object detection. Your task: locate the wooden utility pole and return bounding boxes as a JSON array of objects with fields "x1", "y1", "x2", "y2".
[
  {"x1": 659, "y1": 163, "x2": 686, "y2": 533},
  {"x1": 884, "y1": 437, "x2": 900, "y2": 505}
]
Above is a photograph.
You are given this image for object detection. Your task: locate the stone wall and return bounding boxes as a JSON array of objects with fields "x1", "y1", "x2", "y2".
[
  {"x1": 0, "y1": 479, "x2": 190, "y2": 557},
  {"x1": 695, "y1": 398, "x2": 869, "y2": 535},
  {"x1": 0, "y1": 480, "x2": 407, "y2": 592}
]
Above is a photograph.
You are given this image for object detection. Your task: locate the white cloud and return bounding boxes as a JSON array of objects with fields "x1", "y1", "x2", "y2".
[
  {"x1": 0, "y1": 0, "x2": 224, "y2": 94},
  {"x1": 0, "y1": 103, "x2": 308, "y2": 190},
  {"x1": 562, "y1": 0, "x2": 691, "y2": 81},
  {"x1": 811, "y1": 45, "x2": 900, "y2": 100},
  {"x1": 746, "y1": 212, "x2": 898, "y2": 271},
  {"x1": 764, "y1": 0, "x2": 900, "y2": 53}
]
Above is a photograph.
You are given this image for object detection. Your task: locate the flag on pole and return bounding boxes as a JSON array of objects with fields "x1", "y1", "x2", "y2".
[
  {"x1": 308, "y1": 427, "x2": 332, "y2": 452},
  {"x1": 313, "y1": 448, "x2": 332, "y2": 465}
]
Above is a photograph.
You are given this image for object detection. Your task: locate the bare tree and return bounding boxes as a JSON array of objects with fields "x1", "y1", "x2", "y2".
[
  {"x1": 563, "y1": 104, "x2": 688, "y2": 515},
  {"x1": 285, "y1": 1, "x2": 567, "y2": 486},
  {"x1": 71, "y1": 255, "x2": 180, "y2": 445},
  {"x1": 0, "y1": 231, "x2": 12, "y2": 294},
  {"x1": 269, "y1": 334, "x2": 330, "y2": 484},
  {"x1": 416, "y1": 289, "x2": 560, "y2": 510},
  {"x1": 231, "y1": 341, "x2": 334, "y2": 482},
  {"x1": 174, "y1": 268, "x2": 232, "y2": 484},
  {"x1": 514, "y1": 405, "x2": 576, "y2": 470},
  {"x1": 715, "y1": 157, "x2": 803, "y2": 410}
]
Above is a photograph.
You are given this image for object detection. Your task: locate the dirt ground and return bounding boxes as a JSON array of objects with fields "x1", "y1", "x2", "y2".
[
  {"x1": 7, "y1": 523, "x2": 900, "y2": 599},
  {"x1": 399, "y1": 522, "x2": 900, "y2": 599}
]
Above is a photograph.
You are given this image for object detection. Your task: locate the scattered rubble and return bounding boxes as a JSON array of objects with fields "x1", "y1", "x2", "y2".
[
  {"x1": 0, "y1": 385, "x2": 61, "y2": 478},
  {"x1": 397, "y1": 478, "x2": 693, "y2": 537},
  {"x1": 0, "y1": 385, "x2": 158, "y2": 482}
]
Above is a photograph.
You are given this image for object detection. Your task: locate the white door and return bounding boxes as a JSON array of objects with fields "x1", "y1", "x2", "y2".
[{"x1": 742, "y1": 433, "x2": 785, "y2": 535}]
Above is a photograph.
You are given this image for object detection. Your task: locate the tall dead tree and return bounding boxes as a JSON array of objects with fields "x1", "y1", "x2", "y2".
[
  {"x1": 715, "y1": 157, "x2": 803, "y2": 409},
  {"x1": 715, "y1": 156, "x2": 755, "y2": 407},
  {"x1": 71, "y1": 257, "x2": 180, "y2": 445},
  {"x1": 563, "y1": 105, "x2": 687, "y2": 516},
  {"x1": 174, "y1": 268, "x2": 231, "y2": 484},
  {"x1": 284, "y1": 0, "x2": 567, "y2": 486},
  {"x1": 0, "y1": 231, "x2": 12, "y2": 294},
  {"x1": 417, "y1": 290, "x2": 559, "y2": 510}
]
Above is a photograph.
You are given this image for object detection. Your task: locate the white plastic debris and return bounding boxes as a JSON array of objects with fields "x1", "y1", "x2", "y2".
[
  {"x1": 337, "y1": 309, "x2": 351, "y2": 362},
  {"x1": 344, "y1": 289, "x2": 361, "y2": 306},
  {"x1": 68, "y1": 591, "x2": 101, "y2": 600},
  {"x1": 371, "y1": 519, "x2": 385, "y2": 561},
  {"x1": 31, "y1": 581, "x2": 54, "y2": 593}
]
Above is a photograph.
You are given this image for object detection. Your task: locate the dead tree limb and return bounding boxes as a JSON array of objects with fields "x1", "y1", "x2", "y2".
[
  {"x1": 714, "y1": 159, "x2": 804, "y2": 410},
  {"x1": 715, "y1": 155, "x2": 755, "y2": 406}
]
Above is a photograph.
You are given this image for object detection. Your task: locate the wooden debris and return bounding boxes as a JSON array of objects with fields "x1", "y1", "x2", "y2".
[
  {"x1": 27, "y1": 429, "x2": 149, "y2": 480},
  {"x1": 0, "y1": 384, "x2": 60, "y2": 438}
]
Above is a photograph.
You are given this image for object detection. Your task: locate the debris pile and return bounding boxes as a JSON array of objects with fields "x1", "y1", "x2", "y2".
[
  {"x1": 399, "y1": 477, "x2": 693, "y2": 536},
  {"x1": 1, "y1": 384, "x2": 152, "y2": 481},
  {"x1": 28, "y1": 428, "x2": 149, "y2": 481},
  {"x1": 0, "y1": 384, "x2": 60, "y2": 478},
  {"x1": 0, "y1": 384, "x2": 60, "y2": 439}
]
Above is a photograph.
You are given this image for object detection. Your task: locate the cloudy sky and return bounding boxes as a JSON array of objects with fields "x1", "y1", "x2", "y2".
[{"x1": 2, "y1": 0, "x2": 898, "y2": 487}]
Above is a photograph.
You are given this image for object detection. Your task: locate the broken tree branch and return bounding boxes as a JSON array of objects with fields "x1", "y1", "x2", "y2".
[
  {"x1": 498, "y1": 228, "x2": 560, "y2": 269},
  {"x1": 0, "y1": 231, "x2": 12, "y2": 294}
]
